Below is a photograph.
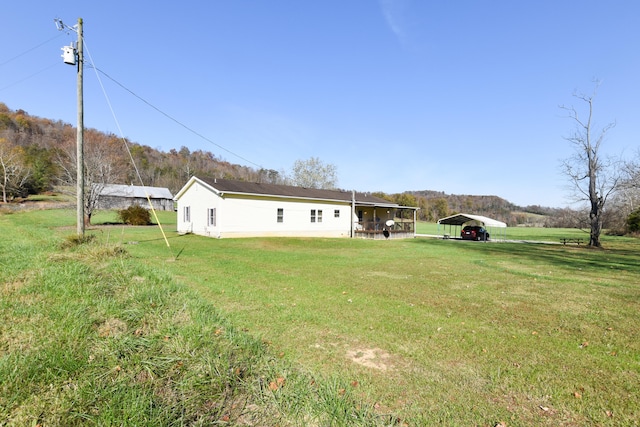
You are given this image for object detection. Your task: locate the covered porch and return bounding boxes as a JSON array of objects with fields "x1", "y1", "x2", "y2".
[{"x1": 353, "y1": 204, "x2": 417, "y2": 239}]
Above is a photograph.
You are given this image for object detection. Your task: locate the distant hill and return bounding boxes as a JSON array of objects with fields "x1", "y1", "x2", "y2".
[
  {"x1": 405, "y1": 190, "x2": 573, "y2": 227},
  {"x1": 1, "y1": 102, "x2": 577, "y2": 226},
  {"x1": 0, "y1": 102, "x2": 284, "y2": 198}
]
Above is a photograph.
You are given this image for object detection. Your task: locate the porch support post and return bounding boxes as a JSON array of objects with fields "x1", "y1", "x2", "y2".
[
  {"x1": 350, "y1": 190, "x2": 355, "y2": 238},
  {"x1": 374, "y1": 207, "x2": 377, "y2": 231}
]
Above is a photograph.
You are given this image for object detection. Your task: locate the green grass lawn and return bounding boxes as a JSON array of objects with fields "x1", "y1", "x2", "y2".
[
  {"x1": 2, "y1": 209, "x2": 380, "y2": 426},
  {"x1": 3, "y1": 209, "x2": 639, "y2": 425}
]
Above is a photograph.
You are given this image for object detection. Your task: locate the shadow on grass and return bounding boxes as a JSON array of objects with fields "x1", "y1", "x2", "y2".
[{"x1": 410, "y1": 238, "x2": 640, "y2": 276}]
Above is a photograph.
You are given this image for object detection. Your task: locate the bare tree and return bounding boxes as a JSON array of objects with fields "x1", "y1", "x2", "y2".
[
  {"x1": 0, "y1": 138, "x2": 31, "y2": 203},
  {"x1": 613, "y1": 151, "x2": 640, "y2": 231},
  {"x1": 56, "y1": 130, "x2": 128, "y2": 224},
  {"x1": 560, "y1": 83, "x2": 622, "y2": 247},
  {"x1": 622, "y1": 150, "x2": 640, "y2": 194},
  {"x1": 289, "y1": 157, "x2": 338, "y2": 189}
]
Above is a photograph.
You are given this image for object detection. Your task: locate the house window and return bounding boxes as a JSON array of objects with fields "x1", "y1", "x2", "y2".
[
  {"x1": 208, "y1": 208, "x2": 216, "y2": 226},
  {"x1": 310, "y1": 209, "x2": 316, "y2": 223},
  {"x1": 334, "y1": 209, "x2": 340, "y2": 218},
  {"x1": 277, "y1": 208, "x2": 284, "y2": 223},
  {"x1": 311, "y1": 209, "x2": 322, "y2": 223},
  {"x1": 183, "y1": 206, "x2": 191, "y2": 222},
  {"x1": 317, "y1": 209, "x2": 323, "y2": 223}
]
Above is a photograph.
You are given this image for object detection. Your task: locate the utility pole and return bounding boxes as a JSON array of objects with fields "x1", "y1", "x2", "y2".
[
  {"x1": 76, "y1": 18, "x2": 84, "y2": 239},
  {"x1": 57, "y1": 18, "x2": 84, "y2": 238}
]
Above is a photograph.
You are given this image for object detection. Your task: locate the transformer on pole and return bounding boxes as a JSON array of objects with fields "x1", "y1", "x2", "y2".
[
  {"x1": 61, "y1": 45, "x2": 76, "y2": 65},
  {"x1": 56, "y1": 18, "x2": 84, "y2": 238}
]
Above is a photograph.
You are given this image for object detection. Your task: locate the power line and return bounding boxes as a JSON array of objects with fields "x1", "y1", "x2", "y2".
[
  {"x1": 2, "y1": 30, "x2": 265, "y2": 171},
  {"x1": 81, "y1": 35, "x2": 173, "y2": 249},
  {"x1": 93, "y1": 67, "x2": 265, "y2": 170},
  {"x1": 0, "y1": 62, "x2": 59, "y2": 92},
  {"x1": 0, "y1": 33, "x2": 65, "y2": 67},
  {"x1": 0, "y1": 33, "x2": 67, "y2": 92}
]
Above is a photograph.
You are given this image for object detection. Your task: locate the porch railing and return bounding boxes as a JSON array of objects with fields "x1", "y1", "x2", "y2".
[{"x1": 354, "y1": 219, "x2": 414, "y2": 238}]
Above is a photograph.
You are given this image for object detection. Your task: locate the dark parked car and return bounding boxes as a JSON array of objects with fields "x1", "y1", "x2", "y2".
[{"x1": 461, "y1": 225, "x2": 490, "y2": 241}]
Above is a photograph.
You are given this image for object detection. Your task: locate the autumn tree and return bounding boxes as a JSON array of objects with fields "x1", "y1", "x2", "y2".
[
  {"x1": 289, "y1": 157, "x2": 338, "y2": 189},
  {"x1": 431, "y1": 197, "x2": 450, "y2": 221},
  {"x1": 0, "y1": 138, "x2": 31, "y2": 202},
  {"x1": 560, "y1": 83, "x2": 622, "y2": 247},
  {"x1": 257, "y1": 168, "x2": 283, "y2": 184},
  {"x1": 393, "y1": 193, "x2": 418, "y2": 219},
  {"x1": 23, "y1": 145, "x2": 58, "y2": 193}
]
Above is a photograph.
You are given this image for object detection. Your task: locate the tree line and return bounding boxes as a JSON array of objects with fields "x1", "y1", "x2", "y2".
[
  {"x1": 0, "y1": 102, "x2": 543, "y2": 226},
  {"x1": 2, "y1": 101, "x2": 639, "y2": 235}
]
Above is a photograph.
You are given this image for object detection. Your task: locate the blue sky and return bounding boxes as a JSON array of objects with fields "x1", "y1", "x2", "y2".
[{"x1": 2, "y1": 1, "x2": 638, "y2": 207}]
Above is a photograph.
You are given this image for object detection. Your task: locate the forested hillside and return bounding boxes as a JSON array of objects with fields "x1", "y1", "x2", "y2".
[
  {"x1": 0, "y1": 103, "x2": 283, "y2": 197},
  {"x1": 1, "y1": 103, "x2": 574, "y2": 226}
]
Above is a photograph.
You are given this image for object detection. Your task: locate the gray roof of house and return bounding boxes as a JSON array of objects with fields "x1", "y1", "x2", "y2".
[
  {"x1": 195, "y1": 177, "x2": 401, "y2": 207},
  {"x1": 99, "y1": 184, "x2": 173, "y2": 200}
]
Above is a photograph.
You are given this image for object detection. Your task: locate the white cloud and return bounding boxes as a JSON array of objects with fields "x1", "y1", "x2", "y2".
[{"x1": 379, "y1": 0, "x2": 411, "y2": 45}]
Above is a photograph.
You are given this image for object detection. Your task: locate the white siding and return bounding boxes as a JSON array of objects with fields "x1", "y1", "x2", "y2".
[
  {"x1": 176, "y1": 180, "x2": 353, "y2": 238},
  {"x1": 177, "y1": 180, "x2": 222, "y2": 236}
]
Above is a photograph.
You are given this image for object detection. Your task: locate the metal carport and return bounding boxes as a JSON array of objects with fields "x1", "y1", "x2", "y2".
[{"x1": 437, "y1": 213, "x2": 507, "y2": 241}]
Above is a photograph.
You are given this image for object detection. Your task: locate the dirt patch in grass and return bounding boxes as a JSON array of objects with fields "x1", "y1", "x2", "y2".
[
  {"x1": 2, "y1": 278, "x2": 28, "y2": 295},
  {"x1": 346, "y1": 347, "x2": 393, "y2": 371},
  {"x1": 97, "y1": 318, "x2": 128, "y2": 338}
]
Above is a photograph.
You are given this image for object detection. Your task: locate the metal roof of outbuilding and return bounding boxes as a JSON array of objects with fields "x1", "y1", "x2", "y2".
[{"x1": 99, "y1": 184, "x2": 173, "y2": 200}]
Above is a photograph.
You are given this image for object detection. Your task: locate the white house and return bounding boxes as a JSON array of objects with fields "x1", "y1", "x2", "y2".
[{"x1": 174, "y1": 177, "x2": 418, "y2": 239}]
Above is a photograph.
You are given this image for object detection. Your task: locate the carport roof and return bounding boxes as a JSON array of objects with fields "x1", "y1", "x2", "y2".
[{"x1": 438, "y1": 213, "x2": 507, "y2": 228}]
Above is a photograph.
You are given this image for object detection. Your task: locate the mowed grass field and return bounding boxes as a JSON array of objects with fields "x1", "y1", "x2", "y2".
[
  {"x1": 416, "y1": 221, "x2": 592, "y2": 242},
  {"x1": 2, "y1": 208, "x2": 639, "y2": 425}
]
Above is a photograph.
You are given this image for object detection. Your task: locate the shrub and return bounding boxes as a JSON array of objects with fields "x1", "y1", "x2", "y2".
[
  {"x1": 118, "y1": 205, "x2": 152, "y2": 225},
  {"x1": 627, "y1": 207, "x2": 640, "y2": 234}
]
